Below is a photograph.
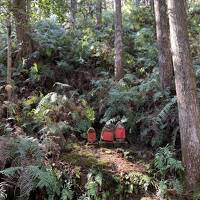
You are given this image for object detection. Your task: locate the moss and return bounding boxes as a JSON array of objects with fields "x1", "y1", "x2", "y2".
[
  {"x1": 61, "y1": 142, "x2": 155, "y2": 199},
  {"x1": 61, "y1": 143, "x2": 109, "y2": 169}
]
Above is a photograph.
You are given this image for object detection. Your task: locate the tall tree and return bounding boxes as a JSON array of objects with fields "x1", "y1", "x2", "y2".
[
  {"x1": 134, "y1": 0, "x2": 140, "y2": 6},
  {"x1": 6, "y1": 12, "x2": 13, "y2": 101},
  {"x1": 114, "y1": 0, "x2": 123, "y2": 80},
  {"x1": 12, "y1": 0, "x2": 33, "y2": 58},
  {"x1": 167, "y1": 0, "x2": 200, "y2": 189},
  {"x1": 96, "y1": 0, "x2": 102, "y2": 29},
  {"x1": 70, "y1": 0, "x2": 77, "y2": 28},
  {"x1": 103, "y1": 0, "x2": 107, "y2": 10},
  {"x1": 2, "y1": 0, "x2": 14, "y2": 102},
  {"x1": 135, "y1": 0, "x2": 153, "y2": 6},
  {"x1": 154, "y1": 0, "x2": 173, "y2": 91}
]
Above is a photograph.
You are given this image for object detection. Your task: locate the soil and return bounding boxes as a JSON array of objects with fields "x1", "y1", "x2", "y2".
[{"x1": 59, "y1": 141, "x2": 157, "y2": 200}]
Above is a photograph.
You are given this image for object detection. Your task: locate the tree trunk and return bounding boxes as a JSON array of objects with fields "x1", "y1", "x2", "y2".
[
  {"x1": 154, "y1": 0, "x2": 174, "y2": 91},
  {"x1": 134, "y1": 0, "x2": 140, "y2": 6},
  {"x1": 6, "y1": 14, "x2": 13, "y2": 101},
  {"x1": 96, "y1": 0, "x2": 102, "y2": 29},
  {"x1": 70, "y1": 0, "x2": 77, "y2": 28},
  {"x1": 12, "y1": 0, "x2": 33, "y2": 58},
  {"x1": 114, "y1": 0, "x2": 123, "y2": 81},
  {"x1": 167, "y1": 0, "x2": 200, "y2": 189},
  {"x1": 103, "y1": 0, "x2": 107, "y2": 10}
]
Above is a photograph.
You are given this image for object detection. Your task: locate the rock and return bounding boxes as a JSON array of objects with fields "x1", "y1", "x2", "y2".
[
  {"x1": 116, "y1": 148, "x2": 124, "y2": 154},
  {"x1": 53, "y1": 82, "x2": 73, "y2": 95},
  {"x1": 105, "y1": 150, "x2": 112, "y2": 154}
]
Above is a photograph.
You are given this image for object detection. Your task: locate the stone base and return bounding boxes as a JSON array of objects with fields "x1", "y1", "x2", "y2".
[
  {"x1": 86, "y1": 142, "x2": 99, "y2": 146},
  {"x1": 113, "y1": 141, "x2": 128, "y2": 148},
  {"x1": 99, "y1": 141, "x2": 114, "y2": 148}
]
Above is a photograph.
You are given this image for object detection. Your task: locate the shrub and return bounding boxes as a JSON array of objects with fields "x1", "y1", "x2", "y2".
[{"x1": 153, "y1": 145, "x2": 185, "y2": 199}]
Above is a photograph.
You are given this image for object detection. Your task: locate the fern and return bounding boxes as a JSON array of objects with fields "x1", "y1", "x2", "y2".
[
  {"x1": 154, "y1": 145, "x2": 184, "y2": 178},
  {"x1": 153, "y1": 145, "x2": 185, "y2": 199},
  {"x1": 34, "y1": 91, "x2": 95, "y2": 137},
  {"x1": 80, "y1": 169, "x2": 103, "y2": 199},
  {"x1": 138, "y1": 68, "x2": 160, "y2": 93},
  {"x1": 1, "y1": 166, "x2": 33, "y2": 198},
  {"x1": 1, "y1": 165, "x2": 62, "y2": 199},
  {"x1": 61, "y1": 182, "x2": 74, "y2": 200},
  {"x1": 0, "y1": 182, "x2": 7, "y2": 200},
  {"x1": 101, "y1": 82, "x2": 140, "y2": 124},
  {"x1": 156, "y1": 178, "x2": 184, "y2": 199},
  {"x1": 94, "y1": 172, "x2": 103, "y2": 188},
  {"x1": 87, "y1": 180, "x2": 99, "y2": 197},
  {"x1": 0, "y1": 167, "x2": 22, "y2": 177},
  {"x1": 15, "y1": 137, "x2": 44, "y2": 165},
  {"x1": 0, "y1": 137, "x2": 17, "y2": 168},
  {"x1": 34, "y1": 92, "x2": 68, "y2": 121},
  {"x1": 0, "y1": 136, "x2": 47, "y2": 198},
  {"x1": 139, "y1": 96, "x2": 177, "y2": 147},
  {"x1": 153, "y1": 96, "x2": 177, "y2": 128},
  {"x1": 193, "y1": 189, "x2": 200, "y2": 200},
  {"x1": 171, "y1": 179, "x2": 184, "y2": 195},
  {"x1": 17, "y1": 168, "x2": 34, "y2": 198},
  {"x1": 156, "y1": 180, "x2": 168, "y2": 199},
  {"x1": 28, "y1": 166, "x2": 60, "y2": 196},
  {"x1": 124, "y1": 172, "x2": 152, "y2": 194}
]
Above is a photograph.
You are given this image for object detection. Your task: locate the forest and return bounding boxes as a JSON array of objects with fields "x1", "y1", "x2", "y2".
[{"x1": 0, "y1": 0, "x2": 200, "y2": 199}]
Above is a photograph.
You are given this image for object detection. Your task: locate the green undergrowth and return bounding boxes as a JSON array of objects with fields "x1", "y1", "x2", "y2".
[
  {"x1": 61, "y1": 142, "x2": 155, "y2": 200},
  {"x1": 1, "y1": 2, "x2": 198, "y2": 199},
  {"x1": 61, "y1": 143, "x2": 109, "y2": 170},
  {"x1": 0, "y1": 134, "x2": 185, "y2": 199}
]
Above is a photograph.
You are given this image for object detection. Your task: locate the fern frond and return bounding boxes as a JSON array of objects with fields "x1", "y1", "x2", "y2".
[
  {"x1": 0, "y1": 182, "x2": 7, "y2": 200},
  {"x1": 17, "y1": 168, "x2": 34, "y2": 198},
  {"x1": 28, "y1": 166, "x2": 60, "y2": 196},
  {"x1": 153, "y1": 97, "x2": 177, "y2": 127},
  {"x1": 0, "y1": 167, "x2": 22, "y2": 177},
  {"x1": 61, "y1": 182, "x2": 74, "y2": 200},
  {"x1": 15, "y1": 137, "x2": 44, "y2": 165}
]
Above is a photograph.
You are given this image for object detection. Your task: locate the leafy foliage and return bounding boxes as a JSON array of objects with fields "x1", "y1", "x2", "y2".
[
  {"x1": 78, "y1": 169, "x2": 103, "y2": 200},
  {"x1": 0, "y1": 0, "x2": 199, "y2": 199},
  {"x1": 31, "y1": 91, "x2": 95, "y2": 138},
  {"x1": 0, "y1": 136, "x2": 73, "y2": 199},
  {"x1": 154, "y1": 145, "x2": 184, "y2": 178},
  {"x1": 123, "y1": 172, "x2": 152, "y2": 194},
  {"x1": 61, "y1": 182, "x2": 74, "y2": 200},
  {"x1": 153, "y1": 145, "x2": 184, "y2": 199},
  {"x1": 0, "y1": 182, "x2": 7, "y2": 200}
]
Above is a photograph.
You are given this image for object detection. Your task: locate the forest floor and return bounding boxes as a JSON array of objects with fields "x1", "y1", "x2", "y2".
[
  {"x1": 58, "y1": 141, "x2": 157, "y2": 200},
  {"x1": 61, "y1": 142, "x2": 152, "y2": 174}
]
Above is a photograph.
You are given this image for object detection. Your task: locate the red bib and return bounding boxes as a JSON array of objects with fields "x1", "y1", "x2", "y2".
[
  {"x1": 101, "y1": 130, "x2": 114, "y2": 142},
  {"x1": 87, "y1": 128, "x2": 97, "y2": 143},
  {"x1": 115, "y1": 127, "x2": 126, "y2": 140}
]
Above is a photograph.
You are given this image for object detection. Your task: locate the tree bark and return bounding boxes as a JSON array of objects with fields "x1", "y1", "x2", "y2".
[
  {"x1": 96, "y1": 0, "x2": 102, "y2": 29},
  {"x1": 154, "y1": 0, "x2": 174, "y2": 91},
  {"x1": 134, "y1": 0, "x2": 140, "y2": 6},
  {"x1": 114, "y1": 0, "x2": 123, "y2": 81},
  {"x1": 70, "y1": 0, "x2": 77, "y2": 28},
  {"x1": 12, "y1": 0, "x2": 33, "y2": 58},
  {"x1": 103, "y1": 0, "x2": 107, "y2": 10},
  {"x1": 6, "y1": 14, "x2": 13, "y2": 101},
  {"x1": 167, "y1": 0, "x2": 200, "y2": 189}
]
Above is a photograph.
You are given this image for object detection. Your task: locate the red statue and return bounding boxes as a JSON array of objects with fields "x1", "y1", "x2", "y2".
[
  {"x1": 87, "y1": 127, "x2": 97, "y2": 144},
  {"x1": 114, "y1": 122, "x2": 126, "y2": 142},
  {"x1": 101, "y1": 124, "x2": 114, "y2": 142}
]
